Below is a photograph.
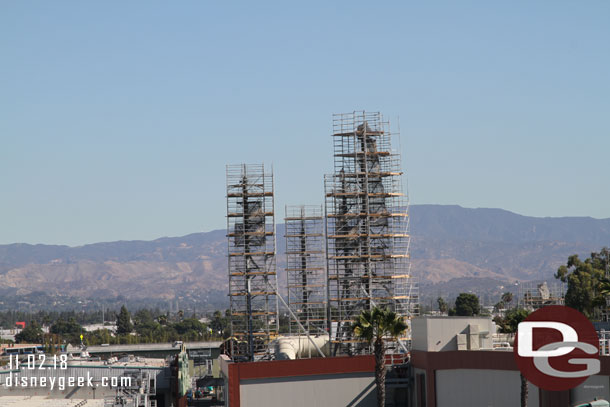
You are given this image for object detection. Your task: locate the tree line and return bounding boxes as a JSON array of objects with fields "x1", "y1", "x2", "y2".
[
  {"x1": 12, "y1": 306, "x2": 233, "y2": 347},
  {"x1": 9, "y1": 248, "x2": 609, "y2": 351},
  {"x1": 555, "y1": 247, "x2": 610, "y2": 320}
]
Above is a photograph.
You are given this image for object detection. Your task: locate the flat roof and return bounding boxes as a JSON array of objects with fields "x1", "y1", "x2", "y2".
[
  {"x1": 413, "y1": 316, "x2": 494, "y2": 321},
  {"x1": 84, "y1": 341, "x2": 222, "y2": 354},
  {"x1": 0, "y1": 396, "x2": 104, "y2": 406},
  {"x1": 0, "y1": 343, "x2": 42, "y2": 350},
  {"x1": 69, "y1": 356, "x2": 166, "y2": 368}
]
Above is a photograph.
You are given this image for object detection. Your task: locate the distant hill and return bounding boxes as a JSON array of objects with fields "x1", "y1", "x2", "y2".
[
  {"x1": 409, "y1": 204, "x2": 609, "y2": 283},
  {"x1": 410, "y1": 204, "x2": 610, "y2": 244},
  {"x1": 0, "y1": 205, "x2": 608, "y2": 310}
]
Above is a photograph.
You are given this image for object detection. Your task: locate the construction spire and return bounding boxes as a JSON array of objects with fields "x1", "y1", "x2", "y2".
[
  {"x1": 324, "y1": 111, "x2": 418, "y2": 355},
  {"x1": 284, "y1": 205, "x2": 326, "y2": 336},
  {"x1": 226, "y1": 164, "x2": 279, "y2": 361}
]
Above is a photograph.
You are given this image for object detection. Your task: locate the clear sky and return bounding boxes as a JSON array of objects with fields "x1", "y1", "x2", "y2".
[{"x1": 1, "y1": 1, "x2": 609, "y2": 246}]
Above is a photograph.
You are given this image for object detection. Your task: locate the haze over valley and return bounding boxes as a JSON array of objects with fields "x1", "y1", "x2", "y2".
[{"x1": 1, "y1": 205, "x2": 608, "y2": 311}]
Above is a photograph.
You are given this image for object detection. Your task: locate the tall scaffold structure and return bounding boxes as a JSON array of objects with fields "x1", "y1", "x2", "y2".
[
  {"x1": 603, "y1": 249, "x2": 610, "y2": 322},
  {"x1": 285, "y1": 205, "x2": 327, "y2": 336},
  {"x1": 325, "y1": 111, "x2": 418, "y2": 356},
  {"x1": 226, "y1": 164, "x2": 279, "y2": 361}
]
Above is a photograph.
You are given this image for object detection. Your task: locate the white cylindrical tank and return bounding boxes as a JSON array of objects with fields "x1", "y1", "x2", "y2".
[{"x1": 275, "y1": 336, "x2": 329, "y2": 360}]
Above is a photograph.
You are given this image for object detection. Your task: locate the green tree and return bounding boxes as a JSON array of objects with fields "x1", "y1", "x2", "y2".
[
  {"x1": 50, "y1": 318, "x2": 84, "y2": 345},
  {"x1": 600, "y1": 278, "x2": 610, "y2": 297},
  {"x1": 210, "y1": 310, "x2": 229, "y2": 338},
  {"x1": 555, "y1": 248, "x2": 609, "y2": 319},
  {"x1": 596, "y1": 250, "x2": 610, "y2": 299},
  {"x1": 116, "y1": 305, "x2": 133, "y2": 335},
  {"x1": 84, "y1": 329, "x2": 115, "y2": 346},
  {"x1": 157, "y1": 314, "x2": 168, "y2": 326},
  {"x1": 494, "y1": 308, "x2": 530, "y2": 334},
  {"x1": 453, "y1": 293, "x2": 480, "y2": 316},
  {"x1": 351, "y1": 307, "x2": 407, "y2": 407},
  {"x1": 15, "y1": 321, "x2": 43, "y2": 343},
  {"x1": 437, "y1": 297, "x2": 448, "y2": 314},
  {"x1": 172, "y1": 318, "x2": 207, "y2": 340},
  {"x1": 133, "y1": 309, "x2": 155, "y2": 326},
  {"x1": 505, "y1": 308, "x2": 529, "y2": 333},
  {"x1": 133, "y1": 309, "x2": 161, "y2": 341},
  {"x1": 493, "y1": 301, "x2": 505, "y2": 312}
]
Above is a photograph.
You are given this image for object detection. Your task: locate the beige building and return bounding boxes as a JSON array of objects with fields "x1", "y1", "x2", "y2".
[
  {"x1": 219, "y1": 354, "x2": 377, "y2": 407},
  {"x1": 411, "y1": 316, "x2": 609, "y2": 407}
]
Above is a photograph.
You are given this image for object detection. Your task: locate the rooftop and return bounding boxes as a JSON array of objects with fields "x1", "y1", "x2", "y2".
[
  {"x1": 0, "y1": 396, "x2": 104, "y2": 406},
  {"x1": 68, "y1": 355, "x2": 167, "y2": 368},
  {"x1": 80, "y1": 341, "x2": 222, "y2": 354}
]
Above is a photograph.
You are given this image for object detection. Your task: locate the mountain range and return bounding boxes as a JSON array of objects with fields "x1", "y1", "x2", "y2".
[{"x1": 1, "y1": 205, "x2": 608, "y2": 310}]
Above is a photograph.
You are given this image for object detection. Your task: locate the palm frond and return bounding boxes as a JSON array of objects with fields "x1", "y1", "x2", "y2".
[{"x1": 351, "y1": 306, "x2": 408, "y2": 343}]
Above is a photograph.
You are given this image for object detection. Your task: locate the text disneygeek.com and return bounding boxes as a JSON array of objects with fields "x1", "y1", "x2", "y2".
[
  {"x1": 2, "y1": 355, "x2": 132, "y2": 390},
  {"x1": 1, "y1": 374, "x2": 132, "y2": 391}
]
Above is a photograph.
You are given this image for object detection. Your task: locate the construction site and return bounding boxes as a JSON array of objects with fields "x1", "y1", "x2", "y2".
[
  {"x1": 3, "y1": 112, "x2": 608, "y2": 407},
  {"x1": 518, "y1": 281, "x2": 565, "y2": 311},
  {"x1": 224, "y1": 111, "x2": 418, "y2": 364},
  {"x1": 220, "y1": 112, "x2": 610, "y2": 407},
  {"x1": 325, "y1": 111, "x2": 417, "y2": 356},
  {"x1": 0, "y1": 111, "x2": 417, "y2": 407},
  {"x1": 284, "y1": 205, "x2": 326, "y2": 337},
  {"x1": 225, "y1": 164, "x2": 279, "y2": 362},
  {"x1": 221, "y1": 110, "x2": 418, "y2": 406}
]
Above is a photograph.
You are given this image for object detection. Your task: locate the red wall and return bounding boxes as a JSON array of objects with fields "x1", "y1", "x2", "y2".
[{"x1": 225, "y1": 355, "x2": 375, "y2": 407}]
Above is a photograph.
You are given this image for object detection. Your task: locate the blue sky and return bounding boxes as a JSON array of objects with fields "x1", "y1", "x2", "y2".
[{"x1": 1, "y1": 1, "x2": 609, "y2": 246}]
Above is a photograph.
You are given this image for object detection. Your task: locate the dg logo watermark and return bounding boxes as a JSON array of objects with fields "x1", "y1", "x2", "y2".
[{"x1": 514, "y1": 305, "x2": 600, "y2": 391}]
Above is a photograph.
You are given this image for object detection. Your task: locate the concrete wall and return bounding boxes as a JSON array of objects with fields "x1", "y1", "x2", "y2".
[
  {"x1": 435, "y1": 369, "x2": 539, "y2": 407},
  {"x1": 220, "y1": 354, "x2": 376, "y2": 407},
  {"x1": 412, "y1": 367, "x2": 426, "y2": 407},
  {"x1": 240, "y1": 372, "x2": 376, "y2": 407},
  {"x1": 412, "y1": 317, "x2": 495, "y2": 352},
  {"x1": 571, "y1": 375, "x2": 610, "y2": 406}
]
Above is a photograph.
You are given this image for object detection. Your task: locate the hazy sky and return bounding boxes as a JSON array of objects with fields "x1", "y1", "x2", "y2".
[{"x1": 1, "y1": 1, "x2": 609, "y2": 246}]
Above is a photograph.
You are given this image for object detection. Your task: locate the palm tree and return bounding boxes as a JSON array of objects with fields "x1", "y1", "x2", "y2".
[
  {"x1": 352, "y1": 307, "x2": 407, "y2": 407},
  {"x1": 520, "y1": 373, "x2": 528, "y2": 407},
  {"x1": 501, "y1": 292, "x2": 513, "y2": 308},
  {"x1": 502, "y1": 310, "x2": 528, "y2": 407}
]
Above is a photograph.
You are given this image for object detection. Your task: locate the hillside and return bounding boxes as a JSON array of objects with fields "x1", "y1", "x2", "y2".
[{"x1": 0, "y1": 205, "x2": 608, "y2": 310}]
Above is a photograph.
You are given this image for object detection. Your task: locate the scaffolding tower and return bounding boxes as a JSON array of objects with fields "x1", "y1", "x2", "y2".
[
  {"x1": 601, "y1": 249, "x2": 610, "y2": 322},
  {"x1": 325, "y1": 111, "x2": 418, "y2": 355},
  {"x1": 226, "y1": 164, "x2": 279, "y2": 361},
  {"x1": 285, "y1": 205, "x2": 327, "y2": 335},
  {"x1": 518, "y1": 281, "x2": 564, "y2": 311}
]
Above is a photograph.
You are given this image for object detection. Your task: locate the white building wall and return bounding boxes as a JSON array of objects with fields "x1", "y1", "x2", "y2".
[
  {"x1": 411, "y1": 319, "x2": 429, "y2": 351},
  {"x1": 240, "y1": 372, "x2": 376, "y2": 407},
  {"x1": 436, "y1": 369, "x2": 539, "y2": 407},
  {"x1": 412, "y1": 317, "x2": 495, "y2": 352}
]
